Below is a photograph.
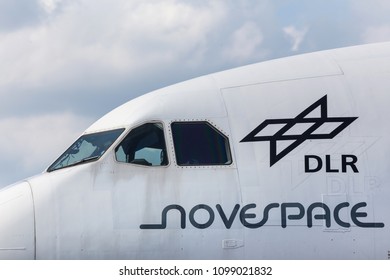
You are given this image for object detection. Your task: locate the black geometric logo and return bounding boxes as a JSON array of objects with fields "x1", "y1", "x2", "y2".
[{"x1": 241, "y1": 95, "x2": 358, "y2": 166}]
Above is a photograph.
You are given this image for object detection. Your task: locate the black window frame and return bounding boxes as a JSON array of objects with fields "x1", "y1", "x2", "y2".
[
  {"x1": 47, "y1": 128, "x2": 125, "y2": 172},
  {"x1": 114, "y1": 122, "x2": 169, "y2": 167},
  {"x1": 171, "y1": 121, "x2": 233, "y2": 167}
]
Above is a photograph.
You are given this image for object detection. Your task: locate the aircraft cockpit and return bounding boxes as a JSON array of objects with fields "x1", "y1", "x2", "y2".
[{"x1": 47, "y1": 119, "x2": 232, "y2": 173}]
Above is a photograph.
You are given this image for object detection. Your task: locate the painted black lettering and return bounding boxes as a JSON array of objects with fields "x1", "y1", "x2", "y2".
[
  {"x1": 334, "y1": 202, "x2": 351, "y2": 228},
  {"x1": 240, "y1": 203, "x2": 280, "y2": 229},
  {"x1": 342, "y1": 155, "x2": 359, "y2": 173},
  {"x1": 325, "y1": 155, "x2": 339, "y2": 173},
  {"x1": 281, "y1": 203, "x2": 305, "y2": 228},
  {"x1": 140, "y1": 204, "x2": 186, "y2": 229},
  {"x1": 216, "y1": 204, "x2": 240, "y2": 229},
  {"x1": 140, "y1": 201, "x2": 384, "y2": 230},
  {"x1": 305, "y1": 155, "x2": 322, "y2": 173},
  {"x1": 351, "y1": 202, "x2": 384, "y2": 228},
  {"x1": 189, "y1": 204, "x2": 215, "y2": 229},
  {"x1": 307, "y1": 202, "x2": 331, "y2": 228}
]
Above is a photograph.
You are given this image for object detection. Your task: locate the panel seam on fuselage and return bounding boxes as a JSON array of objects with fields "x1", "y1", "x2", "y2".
[{"x1": 25, "y1": 180, "x2": 37, "y2": 260}]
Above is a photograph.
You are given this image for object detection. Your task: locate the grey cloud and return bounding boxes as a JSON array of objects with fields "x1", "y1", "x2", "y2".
[{"x1": 0, "y1": 0, "x2": 43, "y2": 32}]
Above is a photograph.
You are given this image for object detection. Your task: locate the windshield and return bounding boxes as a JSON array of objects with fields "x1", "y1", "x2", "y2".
[{"x1": 47, "y1": 128, "x2": 125, "y2": 172}]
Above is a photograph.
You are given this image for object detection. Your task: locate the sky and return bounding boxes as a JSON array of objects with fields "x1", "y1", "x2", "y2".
[{"x1": 1, "y1": 0, "x2": 390, "y2": 186}]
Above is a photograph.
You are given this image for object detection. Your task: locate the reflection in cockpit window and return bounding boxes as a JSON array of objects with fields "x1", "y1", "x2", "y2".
[
  {"x1": 115, "y1": 123, "x2": 168, "y2": 166},
  {"x1": 47, "y1": 128, "x2": 125, "y2": 172}
]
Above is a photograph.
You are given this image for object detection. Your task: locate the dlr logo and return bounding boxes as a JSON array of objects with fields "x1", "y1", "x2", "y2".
[{"x1": 305, "y1": 155, "x2": 359, "y2": 173}]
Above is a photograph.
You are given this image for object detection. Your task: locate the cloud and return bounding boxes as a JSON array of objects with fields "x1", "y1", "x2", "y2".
[
  {"x1": 0, "y1": 1, "x2": 231, "y2": 127},
  {"x1": 0, "y1": 0, "x2": 227, "y2": 86},
  {"x1": 0, "y1": 0, "x2": 43, "y2": 32},
  {"x1": 347, "y1": 1, "x2": 390, "y2": 44},
  {"x1": 222, "y1": 22, "x2": 266, "y2": 63},
  {"x1": 362, "y1": 25, "x2": 390, "y2": 43},
  {"x1": 283, "y1": 25, "x2": 309, "y2": 52},
  {"x1": 39, "y1": 0, "x2": 63, "y2": 14}
]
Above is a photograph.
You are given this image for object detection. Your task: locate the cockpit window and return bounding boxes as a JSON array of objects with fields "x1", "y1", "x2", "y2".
[
  {"x1": 171, "y1": 121, "x2": 232, "y2": 166},
  {"x1": 47, "y1": 128, "x2": 125, "y2": 172},
  {"x1": 115, "y1": 122, "x2": 168, "y2": 166}
]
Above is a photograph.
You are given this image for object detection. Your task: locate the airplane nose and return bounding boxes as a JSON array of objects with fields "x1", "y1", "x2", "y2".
[{"x1": 0, "y1": 181, "x2": 35, "y2": 259}]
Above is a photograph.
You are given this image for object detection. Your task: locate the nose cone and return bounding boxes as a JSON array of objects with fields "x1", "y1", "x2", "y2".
[{"x1": 0, "y1": 181, "x2": 35, "y2": 259}]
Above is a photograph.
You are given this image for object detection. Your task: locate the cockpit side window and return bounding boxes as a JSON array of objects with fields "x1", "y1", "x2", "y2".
[
  {"x1": 171, "y1": 121, "x2": 232, "y2": 166},
  {"x1": 115, "y1": 122, "x2": 168, "y2": 166}
]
